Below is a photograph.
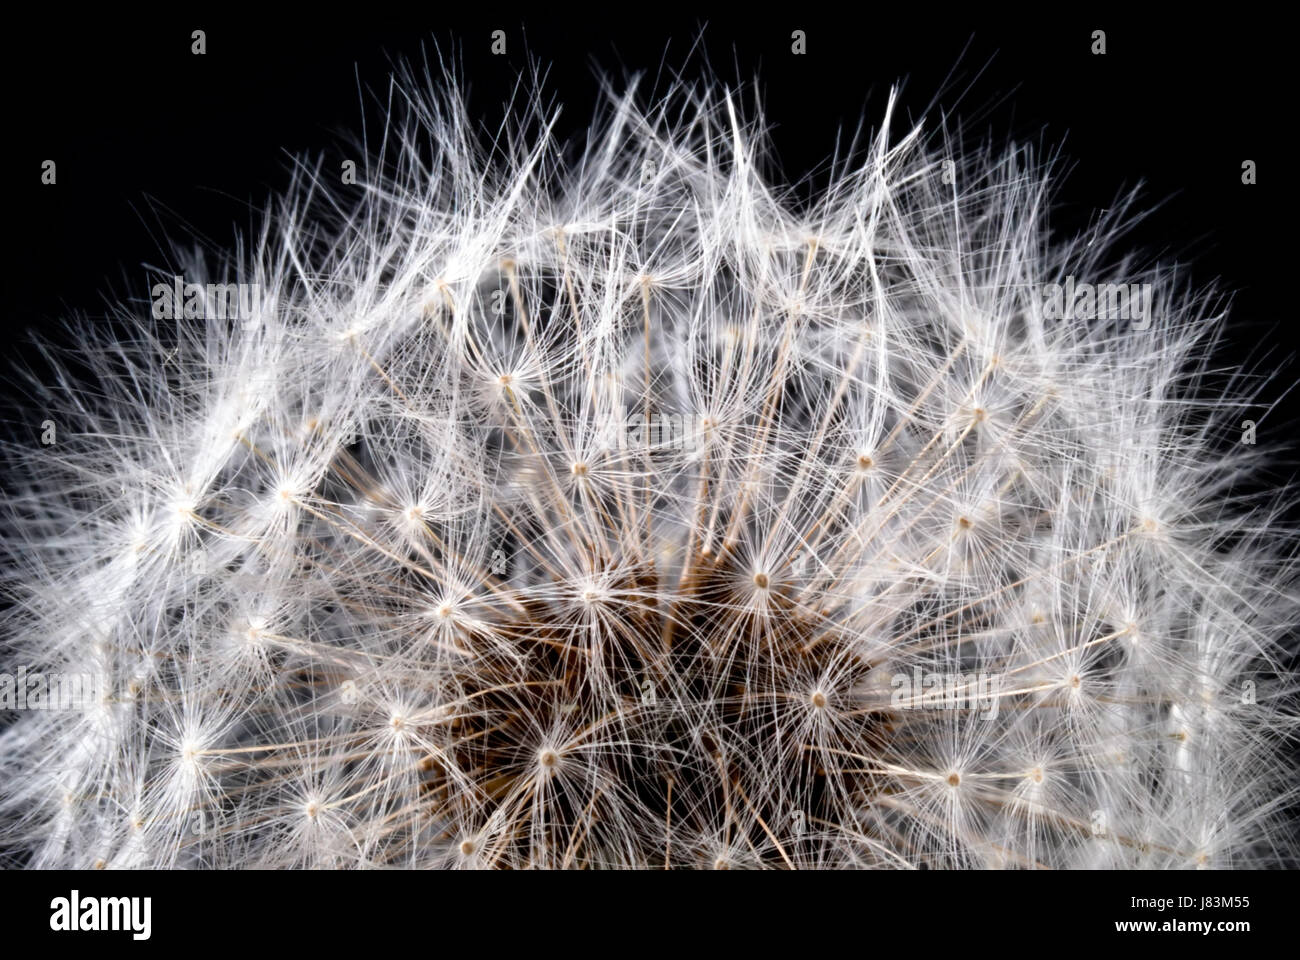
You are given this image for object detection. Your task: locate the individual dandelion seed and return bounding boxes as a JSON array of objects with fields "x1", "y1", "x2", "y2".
[{"x1": 1, "y1": 64, "x2": 1298, "y2": 871}]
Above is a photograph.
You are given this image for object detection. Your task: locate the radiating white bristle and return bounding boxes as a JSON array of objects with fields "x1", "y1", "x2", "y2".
[{"x1": 1, "y1": 67, "x2": 1296, "y2": 869}]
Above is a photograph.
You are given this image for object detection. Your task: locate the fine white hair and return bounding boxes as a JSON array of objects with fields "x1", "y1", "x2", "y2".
[{"x1": 1, "y1": 63, "x2": 1296, "y2": 869}]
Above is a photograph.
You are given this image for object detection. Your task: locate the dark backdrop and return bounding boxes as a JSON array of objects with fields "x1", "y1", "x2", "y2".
[{"x1": 3, "y1": 9, "x2": 1290, "y2": 448}]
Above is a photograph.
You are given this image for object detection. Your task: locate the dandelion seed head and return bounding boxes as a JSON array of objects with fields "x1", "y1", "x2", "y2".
[{"x1": 1, "y1": 63, "x2": 1296, "y2": 869}]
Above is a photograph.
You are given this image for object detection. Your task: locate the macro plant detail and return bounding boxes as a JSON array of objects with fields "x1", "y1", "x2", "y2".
[{"x1": 1, "y1": 69, "x2": 1295, "y2": 869}]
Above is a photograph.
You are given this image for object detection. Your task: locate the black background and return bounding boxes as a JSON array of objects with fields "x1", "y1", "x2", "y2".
[
  {"x1": 0, "y1": 867, "x2": 1284, "y2": 942},
  {"x1": 7, "y1": 10, "x2": 1282, "y2": 345},
  {"x1": 7, "y1": 8, "x2": 1293, "y2": 500}
]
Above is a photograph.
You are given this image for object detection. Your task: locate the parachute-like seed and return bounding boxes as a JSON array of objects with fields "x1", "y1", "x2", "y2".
[{"x1": 1, "y1": 64, "x2": 1297, "y2": 869}]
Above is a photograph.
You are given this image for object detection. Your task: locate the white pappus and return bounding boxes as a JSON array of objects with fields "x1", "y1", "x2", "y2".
[{"x1": 1, "y1": 63, "x2": 1297, "y2": 869}]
